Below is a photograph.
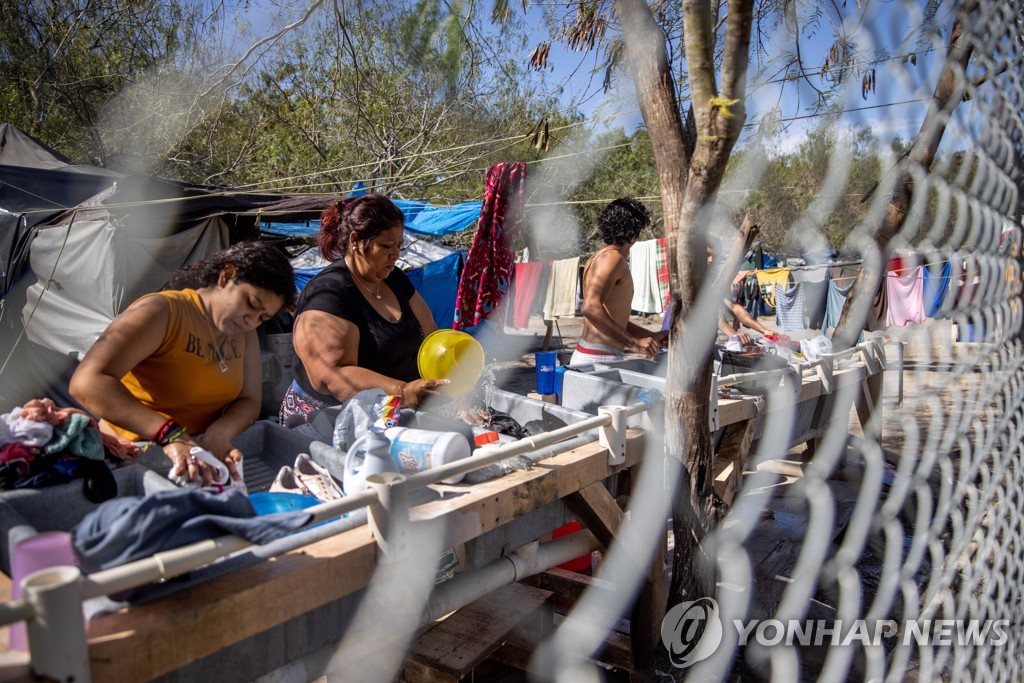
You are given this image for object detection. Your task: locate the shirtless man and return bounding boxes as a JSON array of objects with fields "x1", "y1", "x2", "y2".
[{"x1": 570, "y1": 198, "x2": 667, "y2": 366}]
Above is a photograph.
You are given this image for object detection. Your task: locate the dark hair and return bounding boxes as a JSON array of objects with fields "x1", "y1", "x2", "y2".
[
  {"x1": 597, "y1": 197, "x2": 651, "y2": 246},
  {"x1": 318, "y1": 194, "x2": 405, "y2": 262},
  {"x1": 165, "y1": 240, "x2": 296, "y2": 309}
]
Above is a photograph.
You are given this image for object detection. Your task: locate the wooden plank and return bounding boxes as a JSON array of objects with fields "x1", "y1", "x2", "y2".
[
  {"x1": 630, "y1": 522, "x2": 666, "y2": 682},
  {"x1": 86, "y1": 432, "x2": 646, "y2": 683},
  {"x1": 406, "y1": 583, "x2": 552, "y2": 679},
  {"x1": 521, "y1": 567, "x2": 614, "y2": 602},
  {"x1": 713, "y1": 418, "x2": 759, "y2": 505},
  {"x1": 566, "y1": 482, "x2": 624, "y2": 548}
]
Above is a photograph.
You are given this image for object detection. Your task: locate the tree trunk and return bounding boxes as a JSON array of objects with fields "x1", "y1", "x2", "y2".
[{"x1": 832, "y1": 4, "x2": 976, "y2": 349}]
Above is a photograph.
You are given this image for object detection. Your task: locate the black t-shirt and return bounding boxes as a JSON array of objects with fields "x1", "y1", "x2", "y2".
[{"x1": 292, "y1": 261, "x2": 424, "y2": 403}]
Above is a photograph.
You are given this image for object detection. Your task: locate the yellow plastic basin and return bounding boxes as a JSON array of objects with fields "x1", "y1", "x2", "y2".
[{"x1": 417, "y1": 329, "x2": 485, "y2": 398}]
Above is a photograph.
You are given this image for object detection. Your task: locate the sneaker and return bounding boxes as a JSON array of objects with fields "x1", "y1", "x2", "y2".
[
  {"x1": 269, "y1": 466, "x2": 315, "y2": 498},
  {"x1": 293, "y1": 453, "x2": 344, "y2": 501}
]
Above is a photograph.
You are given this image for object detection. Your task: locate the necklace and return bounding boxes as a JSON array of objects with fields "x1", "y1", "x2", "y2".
[
  {"x1": 198, "y1": 296, "x2": 229, "y2": 373},
  {"x1": 347, "y1": 260, "x2": 383, "y2": 300}
]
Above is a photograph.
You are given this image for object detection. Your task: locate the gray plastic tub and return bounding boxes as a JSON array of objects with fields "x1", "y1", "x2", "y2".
[{"x1": 0, "y1": 464, "x2": 178, "y2": 576}]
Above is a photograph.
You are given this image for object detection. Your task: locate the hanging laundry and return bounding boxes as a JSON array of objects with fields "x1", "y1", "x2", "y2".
[
  {"x1": 742, "y1": 273, "x2": 761, "y2": 319},
  {"x1": 822, "y1": 277, "x2": 855, "y2": 332},
  {"x1": 453, "y1": 162, "x2": 527, "y2": 330},
  {"x1": 543, "y1": 257, "x2": 580, "y2": 319},
  {"x1": 511, "y1": 262, "x2": 548, "y2": 329},
  {"x1": 774, "y1": 282, "x2": 806, "y2": 331},
  {"x1": 792, "y1": 266, "x2": 829, "y2": 330},
  {"x1": 866, "y1": 278, "x2": 888, "y2": 332},
  {"x1": 755, "y1": 268, "x2": 790, "y2": 309},
  {"x1": 886, "y1": 265, "x2": 925, "y2": 326},
  {"x1": 629, "y1": 239, "x2": 663, "y2": 314},
  {"x1": 655, "y1": 238, "x2": 670, "y2": 311}
]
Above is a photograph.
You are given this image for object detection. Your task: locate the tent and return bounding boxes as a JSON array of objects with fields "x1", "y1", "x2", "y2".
[{"x1": 0, "y1": 124, "x2": 120, "y2": 297}]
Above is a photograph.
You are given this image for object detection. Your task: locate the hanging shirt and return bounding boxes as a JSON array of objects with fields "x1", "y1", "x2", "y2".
[
  {"x1": 755, "y1": 268, "x2": 791, "y2": 308},
  {"x1": 885, "y1": 264, "x2": 925, "y2": 326},
  {"x1": 774, "y1": 282, "x2": 806, "y2": 331}
]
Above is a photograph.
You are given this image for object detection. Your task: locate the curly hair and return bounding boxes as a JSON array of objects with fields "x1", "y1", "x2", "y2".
[
  {"x1": 318, "y1": 194, "x2": 405, "y2": 262},
  {"x1": 165, "y1": 240, "x2": 296, "y2": 309},
  {"x1": 597, "y1": 197, "x2": 651, "y2": 246}
]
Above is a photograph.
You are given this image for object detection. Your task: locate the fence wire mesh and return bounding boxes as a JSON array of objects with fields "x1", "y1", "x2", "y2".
[{"x1": 635, "y1": 1, "x2": 1024, "y2": 680}]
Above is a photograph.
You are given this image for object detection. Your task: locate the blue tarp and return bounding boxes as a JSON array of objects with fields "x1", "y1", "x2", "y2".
[
  {"x1": 294, "y1": 251, "x2": 465, "y2": 330},
  {"x1": 262, "y1": 200, "x2": 481, "y2": 238},
  {"x1": 405, "y1": 251, "x2": 465, "y2": 329}
]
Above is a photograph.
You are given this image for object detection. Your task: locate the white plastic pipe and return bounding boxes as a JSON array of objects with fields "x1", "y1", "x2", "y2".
[
  {"x1": 425, "y1": 529, "x2": 600, "y2": 622},
  {"x1": 23, "y1": 566, "x2": 90, "y2": 683}
]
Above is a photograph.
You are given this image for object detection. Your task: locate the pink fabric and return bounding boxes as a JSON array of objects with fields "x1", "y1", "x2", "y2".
[
  {"x1": 511, "y1": 262, "x2": 547, "y2": 329},
  {"x1": 453, "y1": 163, "x2": 527, "y2": 330},
  {"x1": 886, "y1": 265, "x2": 925, "y2": 326}
]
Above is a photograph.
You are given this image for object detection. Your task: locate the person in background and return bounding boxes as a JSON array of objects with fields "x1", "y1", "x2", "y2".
[
  {"x1": 570, "y1": 197, "x2": 667, "y2": 366},
  {"x1": 70, "y1": 241, "x2": 295, "y2": 484},
  {"x1": 281, "y1": 194, "x2": 448, "y2": 426},
  {"x1": 708, "y1": 245, "x2": 771, "y2": 345}
]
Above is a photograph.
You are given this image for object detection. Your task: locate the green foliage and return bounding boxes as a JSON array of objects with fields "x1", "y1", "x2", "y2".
[{"x1": 0, "y1": 0, "x2": 217, "y2": 166}]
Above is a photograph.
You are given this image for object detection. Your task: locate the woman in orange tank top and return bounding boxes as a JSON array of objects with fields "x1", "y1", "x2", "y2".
[{"x1": 70, "y1": 241, "x2": 295, "y2": 485}]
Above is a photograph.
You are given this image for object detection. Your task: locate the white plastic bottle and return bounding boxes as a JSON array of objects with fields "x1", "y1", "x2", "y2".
[
  {"x1": 343, "y1": 431, "x2": 398, "y2": 496},
  {"x1": 384, "y1": 428, "x2": 471, "y2": 484}
]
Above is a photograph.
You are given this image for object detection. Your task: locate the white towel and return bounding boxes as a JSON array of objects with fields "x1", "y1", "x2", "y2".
[
  {"x1": 629, "y1": 240, "x2": 663, "y2": 314},
  {"x1": 543, "y1": 257, "x2": 580, "y2": 319}
]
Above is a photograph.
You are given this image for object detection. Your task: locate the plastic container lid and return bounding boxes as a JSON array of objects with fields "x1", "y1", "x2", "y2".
[{"x1": 417, "y1": 329, "x2": 485, "y2": 397}]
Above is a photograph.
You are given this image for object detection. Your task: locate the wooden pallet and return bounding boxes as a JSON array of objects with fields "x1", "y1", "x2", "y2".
[{"x1": 404, "y1": 582, "x2": 553, "y2": 682}]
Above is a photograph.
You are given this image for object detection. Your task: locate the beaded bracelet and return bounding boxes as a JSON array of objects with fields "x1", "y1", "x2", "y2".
[{"x1": 152, "y1": 418, "x2": 187, "y2": 446}]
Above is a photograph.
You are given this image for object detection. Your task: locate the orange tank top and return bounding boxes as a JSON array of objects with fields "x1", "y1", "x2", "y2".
[{"x1": 107, "y1": 289, "x2": 246, "y2": 441}]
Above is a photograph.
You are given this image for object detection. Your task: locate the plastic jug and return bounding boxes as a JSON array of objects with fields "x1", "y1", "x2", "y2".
[
  {"x1": 384, "y1": 427, "x2": 471, "y2": 484},
  {"x1": 342, "y1": 431, "x2": 398, "y2": 496}
]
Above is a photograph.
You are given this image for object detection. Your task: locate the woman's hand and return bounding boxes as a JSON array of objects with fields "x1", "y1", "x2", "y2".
[{"x1": 401, "y1": 379, "x2": 450, "y2": 408}]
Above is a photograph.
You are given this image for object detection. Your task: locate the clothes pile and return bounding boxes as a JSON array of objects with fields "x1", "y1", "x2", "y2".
[{"x1": 0, "y1": 398, "x2": 138, "y2": 502}]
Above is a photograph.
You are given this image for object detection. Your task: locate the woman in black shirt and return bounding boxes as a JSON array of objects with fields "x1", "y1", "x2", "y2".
[{"x1": 281, "y1": 194, "x2": 448, "y2": 424}]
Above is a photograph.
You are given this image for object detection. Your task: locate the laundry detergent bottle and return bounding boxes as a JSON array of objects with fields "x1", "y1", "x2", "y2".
[
  {"x1": 342, "y1": 394, "x2": 402, "y2": 496},
  {"x1": 384, "y1": 427, "x2": 471, "y2": 484}
]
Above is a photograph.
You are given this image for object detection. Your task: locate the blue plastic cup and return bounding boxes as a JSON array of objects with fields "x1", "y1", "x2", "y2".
[{"x1": 535, "y1": 351, "x2": 557, "y2": 394}]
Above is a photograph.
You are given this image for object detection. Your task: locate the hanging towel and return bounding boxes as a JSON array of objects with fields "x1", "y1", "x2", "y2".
[
  {"x1": 774, "y1": 282, "x2": 806, "y2": 331},
  {"x1": 511, "y1": 262, "x2": 548, "y2": 329},
  {"x1": 923, "y1": 261, "x2": 952, "y2": 317},
  {"x1": 543, "y1": 257, "x2": 581, "y2": 319},
  {"x1": 886, "y1": 265, "x2": 925, "y2": 326},
  {"x1": 453, "y1": 163, "x2": 526, "y2": 330},
  {"x1": 755, "y1": 268, "x2": 791, "y2": 309},
  {"x1": 629, "y1": 240, "x2": 663, "y2": 314}
]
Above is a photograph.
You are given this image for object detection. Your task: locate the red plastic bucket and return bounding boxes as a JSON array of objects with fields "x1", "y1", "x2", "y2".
[{"x1": 552, "y1": 520, "x2": 592, "y2": 572}]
